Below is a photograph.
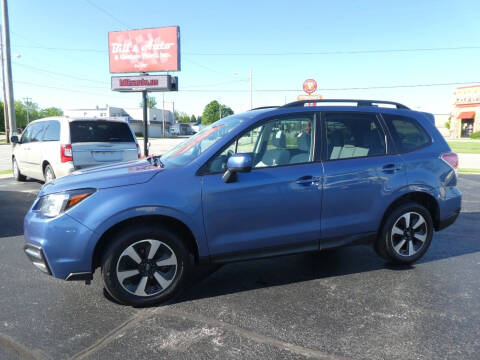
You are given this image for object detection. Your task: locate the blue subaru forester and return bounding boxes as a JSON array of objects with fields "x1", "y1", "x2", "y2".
[{"x1": 24, "y1": 99, "x2": 461, "y2": 306}]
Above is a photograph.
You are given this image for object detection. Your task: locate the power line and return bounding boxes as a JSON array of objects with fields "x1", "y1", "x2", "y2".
[
  {"x1": 185, "y1": 46, "x2": 480, "y2": 56},
  {"x1": 84, "y1": 0, "x2": 130, "y2": 28},
  {"x1": 9, "y1": 44, "x2": 480, "y2": 56},
  {"x1": 180, "y1": 80, "x2": 480, "y2": 92},
  {"x1": 12, "y1": 61, "x2": 109, "y2": 85}
]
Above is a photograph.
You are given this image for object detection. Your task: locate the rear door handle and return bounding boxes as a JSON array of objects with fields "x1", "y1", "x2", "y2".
[
  {"x1": 295, "y1": 176, "x2": 321, "y2": 185},
  {"x1": 382, "y1": 164, "x2": 401, "y2": 173}
]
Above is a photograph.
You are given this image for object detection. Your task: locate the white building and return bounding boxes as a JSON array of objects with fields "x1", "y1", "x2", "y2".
[{"x1": 64, "y1": 105, "x2": 174, "y2": 137}]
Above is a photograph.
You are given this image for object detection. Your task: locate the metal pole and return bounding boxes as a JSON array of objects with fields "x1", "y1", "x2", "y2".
[
  {"x1": 162, "y1": 92, "x2": 165, "y2": 138},
  {"x1": 0, "y1": 26, "x2": 9, "y2": 142},
  {"x1": 218, "y1": 102, "x2": 222, "y2": 120},
  {"x1": 1, "y1": 0, "x2": 16, "y2": 137},
  {"x1": 249, "y1": 67, "x2": 252, "y2": 110},
  {"x1": 142, "y1": 90, "x2": 148, "y2": 157}
]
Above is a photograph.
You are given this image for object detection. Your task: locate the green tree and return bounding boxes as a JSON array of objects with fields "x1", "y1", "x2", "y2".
[
  {"x1": 39, "y1": 107, "x2": 63, "y2": 118},
  {"x1": 15, "y1": 100, "x2": 40, "y2": 128},
  {"x1": 201, "y1": 101, "x2": 233, "y2": 125},
  {"x1": 190, "y1": 114, "x2": 197, "y2": 123},
  {"x1": 139, "y1": 95, "x2": 157, "y2": 108},
  {"x1": 178, "y1": 112, "x2": 190, "y2": 123}
]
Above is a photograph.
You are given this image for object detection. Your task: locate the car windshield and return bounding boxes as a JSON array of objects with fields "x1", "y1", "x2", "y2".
[{"x1": 160, "y1": 114, "x2": 246, "y2": 168}]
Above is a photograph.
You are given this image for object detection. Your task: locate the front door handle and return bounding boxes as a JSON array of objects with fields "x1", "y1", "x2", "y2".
[
  {"x1": 295, "y1": 176, "x2": 321, "y2": 186},
  {"x1": 382, "y1": 164, "x2": 401, "y2": 173}
]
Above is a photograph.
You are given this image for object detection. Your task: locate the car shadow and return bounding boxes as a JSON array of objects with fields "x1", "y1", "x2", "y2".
[{"x1": 172, "y1": 211, "x2": 480, "y2": 305}]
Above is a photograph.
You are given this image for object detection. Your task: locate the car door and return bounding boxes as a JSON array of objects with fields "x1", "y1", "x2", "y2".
[
  {"x1": 27, "y1": 122, "x2": 47, "y2": 179},
  {"x1": 320, "y1": 111, "x2": 407, "y2": 248},
  {"x1": 201, "y1": 113, "x2": 323, "y2": 259},
  {"x1": 15, "y1": 124, "x2": 34, "y2": 175}
]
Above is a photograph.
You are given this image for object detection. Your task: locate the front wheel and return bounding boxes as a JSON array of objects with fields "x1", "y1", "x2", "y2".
[
  {"x1": 101, "y1": 226, "x2": 191, "y2": 306},
  {"x1": 376, "y1": 202, "x2": 433, "y2": 264},
  {"x1": 12, "y1": 158, "x2": 26, "y2": 181}
]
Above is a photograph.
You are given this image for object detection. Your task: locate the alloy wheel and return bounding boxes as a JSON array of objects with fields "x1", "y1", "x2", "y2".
[
  {"x1": 115, "y1": 239, "x2": 178, "y2": 297},
  {"x1": 45, "y1": 167, "x2": 54, "y2": 183},
  {"x1": 390, "y1": 212, "x2": 428, "y2": 257},
  {"x1": 13, "y1": 160, "x2": 19, "y2": 178}
]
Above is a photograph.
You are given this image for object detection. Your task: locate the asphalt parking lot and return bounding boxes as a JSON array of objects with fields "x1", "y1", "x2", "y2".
[{"x1": 0, "y1": 175, "x2": 479, "y2": 360}]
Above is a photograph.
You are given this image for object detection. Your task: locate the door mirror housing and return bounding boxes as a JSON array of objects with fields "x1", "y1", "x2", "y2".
[
  {"x1": 11, "y1": 135, "x2": 19, "y2": 144},
  {"x1": 223, "y1": 154, "x2": 252, "y2": 183}
]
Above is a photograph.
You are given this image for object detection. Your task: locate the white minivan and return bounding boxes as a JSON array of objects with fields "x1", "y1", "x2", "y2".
[{"x1": 11, "y1": 117, "x2": 141, "y2": 182}]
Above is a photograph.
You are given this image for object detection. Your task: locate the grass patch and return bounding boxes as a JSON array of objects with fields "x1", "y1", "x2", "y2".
[
  {"x1": 458, "y1": 168, "x2": 480, "y2": 174},
  {"x1": 0, "y1": 169, "x2": 12, "y2": 175},
  {"x1": 447, "y1": 140, "x2": 480, "y2": 154}
]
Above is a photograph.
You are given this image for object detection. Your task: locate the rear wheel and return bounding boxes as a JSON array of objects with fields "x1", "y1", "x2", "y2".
[
  {"x1": 376, "y1": 202, "x2": 433, "y2": 264},
  {"x1": 12, "y1": 158, "x2": 26, "y2": 181},
  {"x1": 101, "y1": 226, "x2": 191, "y2": 307},
  {"x1": 43, "y1": 164, "x2": 55, "y2": 183}
]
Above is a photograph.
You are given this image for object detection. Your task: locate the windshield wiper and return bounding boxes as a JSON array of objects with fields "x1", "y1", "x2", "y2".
[{"x1": 149, "y1": 155, "x2": 164, "y2": 168}]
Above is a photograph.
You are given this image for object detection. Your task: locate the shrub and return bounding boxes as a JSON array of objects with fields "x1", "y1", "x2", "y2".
[{"x1": 470, "y1": 131, "x2": 480, "y2": 140}]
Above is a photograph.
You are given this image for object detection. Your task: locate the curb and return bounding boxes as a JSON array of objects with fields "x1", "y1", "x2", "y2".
[{"x1": 0, "y1": 173, "x2": 12, "y2": 179}]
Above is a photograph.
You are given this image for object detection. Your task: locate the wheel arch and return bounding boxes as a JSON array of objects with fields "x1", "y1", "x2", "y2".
[
  {"x1": 42, "y1": 160, "x2": 51, "y2": 173},
  {"x1": 91, "y1": 214, "x2": 200, "y2": 273},
  {"x1": 379, "y1": 191, "x2": 440, "y2": 234}
]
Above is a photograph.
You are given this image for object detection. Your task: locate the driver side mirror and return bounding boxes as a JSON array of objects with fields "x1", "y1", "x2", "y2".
[
  {"x1": 222, "y1": 154, "x2": 252, "y2": 183},
  {"x1": 11, "y1": 135, "x2": 19, "y2": 144}
]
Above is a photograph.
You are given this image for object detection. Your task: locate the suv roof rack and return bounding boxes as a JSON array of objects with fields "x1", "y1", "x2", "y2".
[
  {"x1": 281, "y1": 99, "x2": 410, "y2": 110},
  {"x1": 249, "y1": 106, "x2": 279, "y2": 111}
]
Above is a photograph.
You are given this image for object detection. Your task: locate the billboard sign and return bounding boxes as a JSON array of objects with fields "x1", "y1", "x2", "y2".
[
  {"x1": 109, "y1": 26, "x2": 180, "y2": 73},
  {"x1": 111, "y1": 75, "x2": 178, "y2": 92}
]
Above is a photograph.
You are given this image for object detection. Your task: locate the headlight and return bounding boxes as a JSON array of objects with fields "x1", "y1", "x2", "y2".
[{"x1": 35, "y1": 189, "x2": 96, "y2": 217}]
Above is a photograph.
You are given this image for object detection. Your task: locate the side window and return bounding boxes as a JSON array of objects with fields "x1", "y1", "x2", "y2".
[
  {"x1": 20, "y1": 125, "x2": 33, "y2": 144},
  {"x1": 42, "y1": 121, "x2": 60, "y2": 141},
  {"x1": 382, "y1": 114, "x2": 430, "y2": 153},
  {"x1": 30, "y1": 123, "x2": 45, "y2": 143},
  {"x1": 325, "y1": 112, "x2": 386, "y2": 160},
  {"x1": 207, "y1": 114, "x2": 314, "y2": 173}
]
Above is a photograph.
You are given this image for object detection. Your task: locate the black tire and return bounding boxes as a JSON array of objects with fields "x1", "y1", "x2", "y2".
[
  {"x1": 12, "y1": 157, "x2": 26, "y2": 182},
  {"x1": 101, "y1": 225, "x2": 191, "y2": 307},
  {"x1": 43, "y1": 164, "x2": 56, "y2": 183},
  {"x1": 376, "y1": 202, "x2": 433, "y2": 264}
]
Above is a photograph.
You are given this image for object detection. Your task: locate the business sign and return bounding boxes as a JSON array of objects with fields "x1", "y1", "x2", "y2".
[
  {"x1": 297, "y1": 94, "x2": 323, "y2": 101},
  {"x1": 108, "y1": 26, "x2": 180, "y2": 73},
  {"x1": 455, "y1": 85, "x2": 480, "y2": 107},
  {"x1": 302, "y1": 79, "x2": 317, "y2": 94},
  {"x1": 111, "y1": 75, "x2": 178, "y2": 92}
]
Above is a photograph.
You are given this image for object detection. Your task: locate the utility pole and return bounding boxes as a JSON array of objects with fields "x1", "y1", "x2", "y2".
[
  {"x1": 142, "y1": 90, "x2": 148, "y2": 157},
  {"x1": 249, "y1": 67, "x2": 253, "y2": 110},
  {"x1": 23, "y1": 97, "x2": 31, "y2": 123},
  {"x1": 162, "y1": 92, "x2": 165, "y2": 137},
  {"x1": 219, "y1": 102, "x2": 222, "y2": 120},
  {"x1": 1, "y1": 0, "x2": 16, "y2": 139}
]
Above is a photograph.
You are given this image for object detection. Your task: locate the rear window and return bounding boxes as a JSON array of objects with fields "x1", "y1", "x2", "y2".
[
  {"x1": 69, "y1": 121, "x2": 134, "y2": 143},
  {"x1": 382, "y1": 114, "x2": 431, "y2": 153}
]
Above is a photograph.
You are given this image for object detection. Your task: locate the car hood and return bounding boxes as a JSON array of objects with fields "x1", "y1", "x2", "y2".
[{"x1": 39, "y1": 159, "x2": 163, "y2": 196}]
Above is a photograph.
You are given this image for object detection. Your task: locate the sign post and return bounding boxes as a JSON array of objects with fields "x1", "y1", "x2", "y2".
[{"x1": 109, "y1": 26, "x2": 180, "y2": 156}]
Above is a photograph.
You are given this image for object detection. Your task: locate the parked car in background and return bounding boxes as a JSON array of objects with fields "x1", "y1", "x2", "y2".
[
  {"x1": 11, "y1": 117, "x2": 141, "y2": 182},
  {"x1": 23, "y1": 100, "x2": 461, "y2": 306}
]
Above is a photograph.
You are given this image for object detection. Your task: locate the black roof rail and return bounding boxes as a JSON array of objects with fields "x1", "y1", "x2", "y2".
[
  {"x1": 249, "y1": 106, "x2": 279, "y2": 111},
  {"x1": 281, "y1": 99, "x2": 410, "y2": 110}
]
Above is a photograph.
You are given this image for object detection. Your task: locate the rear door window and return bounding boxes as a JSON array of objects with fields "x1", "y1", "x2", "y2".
[
  {"x1": 382, "y1": 114, "x2": 431, "y2": 153},
  {"x1": 325, "y1": 112, "x2": 386, "y2": 160},
  {"x1": 42, "y1": 121, "x2": 60, "y2": 141},
  {"x1": 70, "y1": 121, "x2": 134, "y2": 143}
]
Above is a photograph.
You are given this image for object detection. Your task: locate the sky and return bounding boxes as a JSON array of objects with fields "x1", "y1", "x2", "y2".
[{"x1": 5, "y1": 0, "x2": 480, "y2": 117}]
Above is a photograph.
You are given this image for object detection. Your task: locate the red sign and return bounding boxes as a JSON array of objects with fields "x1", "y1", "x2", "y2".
[
  {"x1": 109, "y1": 26, "x2": 180, "y2": 73},
  {"x1": 303, "y1": 79, "x2": 317, "y2": 94}
]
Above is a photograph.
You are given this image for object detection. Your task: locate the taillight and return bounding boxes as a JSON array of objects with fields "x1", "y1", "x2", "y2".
[
  {"x1": 136, "y1": 143, "x2": 142, "y2": 158},
  {"x1": 61, "y1": 144, "x2": 73, "y2": 163},
  {"x1": 441, "y1": 152, "x2": 458, "y2": 170}
]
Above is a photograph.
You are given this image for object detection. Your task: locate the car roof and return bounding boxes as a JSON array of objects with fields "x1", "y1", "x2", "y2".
[{"x1": 27, "y1": 116, "x2": 130, "y2": 124}]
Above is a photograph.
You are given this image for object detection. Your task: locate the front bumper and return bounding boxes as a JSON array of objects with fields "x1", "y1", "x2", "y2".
[{"x1": 23, "y1": 209, "x2": 95, "y2": 280}]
